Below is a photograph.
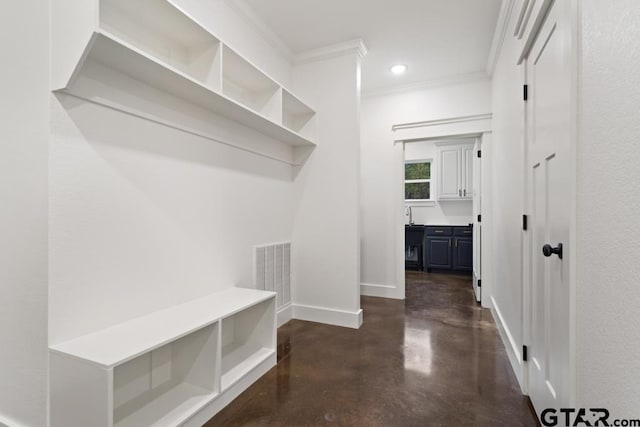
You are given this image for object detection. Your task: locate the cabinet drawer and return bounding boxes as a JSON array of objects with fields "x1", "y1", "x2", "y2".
[
  {"x1": 454, "y1": 227, "x2": 473, "y2": 237},
  {"x1": 425, "y1": 226, "x2": 453, "y2": 236}
]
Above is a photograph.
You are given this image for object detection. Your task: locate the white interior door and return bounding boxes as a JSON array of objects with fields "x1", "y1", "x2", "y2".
[{"x1": 526, "y1": 0, "x2": 571, "y2": 415}]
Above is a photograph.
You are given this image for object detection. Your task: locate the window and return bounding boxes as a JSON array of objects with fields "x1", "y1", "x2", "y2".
[{"x1": 405, "y1": 160, "x2": 432, "y2": 201}]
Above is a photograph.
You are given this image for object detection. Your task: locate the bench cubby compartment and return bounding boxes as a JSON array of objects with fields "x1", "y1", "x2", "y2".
[
  {"x1": 49, "y1": 287, "x2": 276, "y2": 427},
  {"x1": 221, "y1": 298, "x2": 276, "y2": 391},
  {"x1": 113, "y1": 324, "x2": 218, "y2": 427}
]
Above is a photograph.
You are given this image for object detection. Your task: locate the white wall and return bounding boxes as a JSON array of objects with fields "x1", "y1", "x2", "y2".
[
  {"x1": 290, "y1": 52, "x2": 363, "y2": 328},
  {"x1": 49, "y1": 96, "x2": 296, "y2": 343},
  {"x1": 360, "y1": 80, "x2": 492, "y2": 298},
  {"x1": 576, "y1": 0, "x2": 640, "y2": 416},
  {"x1": 49, "y1": 1, "x2": 298, "y2": 345},
  {"x1": 49, "y1": 0, "x2": 367, "y2": 344},
  {"x1": 404, "y1": 140, "x2": 474, "y2": 226},
  {"x1": 488, "y1": 3, "x2": 527, "y2": 385},
  {"x1": 0, "y1": 1, "x2": 49, "y2": 425}
]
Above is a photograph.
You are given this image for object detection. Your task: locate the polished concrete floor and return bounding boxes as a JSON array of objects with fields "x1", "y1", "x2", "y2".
[{"x1": 205, "y1": 271, "x2": 539, "y2": 426}]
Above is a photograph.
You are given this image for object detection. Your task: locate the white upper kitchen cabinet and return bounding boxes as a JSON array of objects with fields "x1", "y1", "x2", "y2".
[{"x1": 436, "y1": 141, "x2": 475, "y2": 201}]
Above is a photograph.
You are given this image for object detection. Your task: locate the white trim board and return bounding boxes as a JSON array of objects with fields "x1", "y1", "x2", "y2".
[
  {"x1": 393, "y1": 118, "x2": 493, "y2": 144},
  {"x1": 491, "y1": 296, "x2": 525, "y2": 392},
  {"x1": 392, "y1": 113, "x2": 493, "y2": 132},
  {"x1": 277, "y1": 304, "x2": 293, "y2": 327},
  {"x1": 360, "y1": 283, "x2": 405, "y2": 300},
  {"x1": 487, "y1": 0, "x2": 516, "y2": 76},
  {"x1": 60, "y1": 92, "x2": 299, "y2": 167},
  {"x1": 295, "y1": 39, "x2": 368, "y2": 65},
  {"x1": 291, "y1": 304, "x2": 363, "y2": 329},
  {"x1": 514, "y1": 0, "x2": 531, "y2": 38},
  {"x1": 517, "y1": 0, "x2": 555, "y2": 64}
]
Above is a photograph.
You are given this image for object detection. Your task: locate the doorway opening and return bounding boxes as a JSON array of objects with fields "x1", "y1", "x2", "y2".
[{"x1": 402, "y1": 135, "x2": 482, "y2": 302}]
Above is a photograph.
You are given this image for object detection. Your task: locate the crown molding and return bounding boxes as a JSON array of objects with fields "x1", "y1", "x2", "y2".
[
  {"x1": 392, "y1": 113, "x2": 493, "y2": 132},
  {"x1": 223, "y1": 0, "x2": 295, "y2": 63},
  {"x1": 487, "y1": 0, "x2": 515, "y2": 77},
  {"x1": 362, "y1": 71, "x2": 490, "y2": 98},
  {"x1": 295, "y1": 39, "x2": 368, "y2": 65}
]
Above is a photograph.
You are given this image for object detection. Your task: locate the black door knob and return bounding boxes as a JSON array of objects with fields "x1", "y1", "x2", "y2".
[{"x1": 542, "y1": 243, "x2": 563, "y2": 259}]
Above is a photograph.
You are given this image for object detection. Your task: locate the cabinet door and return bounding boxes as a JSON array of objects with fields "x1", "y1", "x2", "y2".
[
  {"x1": 461, "y1": 144, "x2": 474, "y2": 199},
  {"x1": 438, "y1": 146, "x2": 461, "y2": 199},
  {"x1": 425, "y1": 237, "x2": 452, "y2": 269},
  {"x1": 453, "y1": 237, "x2": 473, "y2": 271}
]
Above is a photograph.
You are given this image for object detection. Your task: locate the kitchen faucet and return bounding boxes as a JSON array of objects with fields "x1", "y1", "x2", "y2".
[{"x1": 405, "y1": 205, "x2": 414, "y2": 225}]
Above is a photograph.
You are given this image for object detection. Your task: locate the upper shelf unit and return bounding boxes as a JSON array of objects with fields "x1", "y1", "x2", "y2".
[{"x1": 52, "y1": 0, "x2": 317, "y2": 148}]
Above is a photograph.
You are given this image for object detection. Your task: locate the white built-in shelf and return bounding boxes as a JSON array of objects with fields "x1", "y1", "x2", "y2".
[
  {"x1": 114, "y1": 382, "x2": 215, "y2": 427},
  {"x1": 53, "y1": 0, "x2": 317, "y2": 148},
  {"x1": 222, "y1": 45, "x2": 282, "y2": 124},
  {"x1": 222, "y1": 346, "x2": 275, "y2": 391},
  {"x1": 220, "y1": 298, "x2": 276, "y2": 390},
  {"x1": 49, "y1": 287, "x2": 276, "y2": 427},
  {"x1": 282, "y1": 88, "x2": 318, "y2": 140},
  {"x1": 50, "y1": 287, "x2": 274, "y2": 367}
]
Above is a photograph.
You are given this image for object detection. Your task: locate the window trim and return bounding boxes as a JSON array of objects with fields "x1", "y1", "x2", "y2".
[{"x1": 404, "y1": 159, "x2": 434, "y2": 202}]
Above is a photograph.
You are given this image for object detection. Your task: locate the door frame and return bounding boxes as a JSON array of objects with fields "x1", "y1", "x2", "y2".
[
  {"x1": 391, "y1": 114, "x2": 492, "y2": 304},
  {"x1": 520, "y1": 0, "x2": 580, "y2": 406}
]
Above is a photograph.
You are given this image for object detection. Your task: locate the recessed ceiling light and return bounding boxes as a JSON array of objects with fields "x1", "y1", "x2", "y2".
[{"x1": 390, "y1": 64, "x2": 408, "y2": 75}]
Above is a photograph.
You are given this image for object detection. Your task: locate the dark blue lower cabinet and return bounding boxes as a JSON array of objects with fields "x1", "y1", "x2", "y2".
[
  {"x1": 453, "y1": 237, "x2": 473, "y2": 271},
  {"x1": 425, "y1": 237, "x2": 452, "y2": 270},
  {"x1": 424, "y1": 226, "x2": 472, "y2": 274}
]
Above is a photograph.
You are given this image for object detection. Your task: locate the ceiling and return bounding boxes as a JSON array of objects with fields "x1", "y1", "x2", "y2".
[{"x1": 238, "y1": 0, "x2": 502, "y2": 94}]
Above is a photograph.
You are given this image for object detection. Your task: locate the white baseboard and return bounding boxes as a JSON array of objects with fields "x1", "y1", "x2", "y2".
[
  {"x1": 292, "y1": 304, "x2": 363, "y2": 329},
  {"x1": 490, "y1": 296, "x2": 525, "y2": 392},
  {"x1": 277, "y1": 304, "x2": 293, "y2": 327},
  {"x1": 360, "y1": 283, "x2": 405, "y2": 300}
]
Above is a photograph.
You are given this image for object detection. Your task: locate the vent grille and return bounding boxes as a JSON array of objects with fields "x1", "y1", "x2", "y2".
[{"x1": 255, "y1": 242, "x2": 291, "y2": 309}]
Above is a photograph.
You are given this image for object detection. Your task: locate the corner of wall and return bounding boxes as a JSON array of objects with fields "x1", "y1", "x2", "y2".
[{"x1": 290, "y1": 51, "x2": 363, "y2": 321}]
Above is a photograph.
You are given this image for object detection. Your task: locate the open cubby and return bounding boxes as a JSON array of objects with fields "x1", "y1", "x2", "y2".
[
  {"x1": 222, "y1": 46, "x2": 282, "y2": 123},
  {"x1": 113, "y1": 324, "x2": 218, "y2": 427},
  {"x1": 49, "y1": 288, "x2": 276, "y2": 426},
  {"x1": 53, "y1": 0, "x2": 318, "y2": 148},
  {"x1": 221, "y1": 298, "x2": 276, "y2": 391},
  {"x1": 99, "y1": 0, "x2": 222, "y2": 90},
  {"x1": 282, "y1": 89, "x2": 317, "y2": 139}
]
